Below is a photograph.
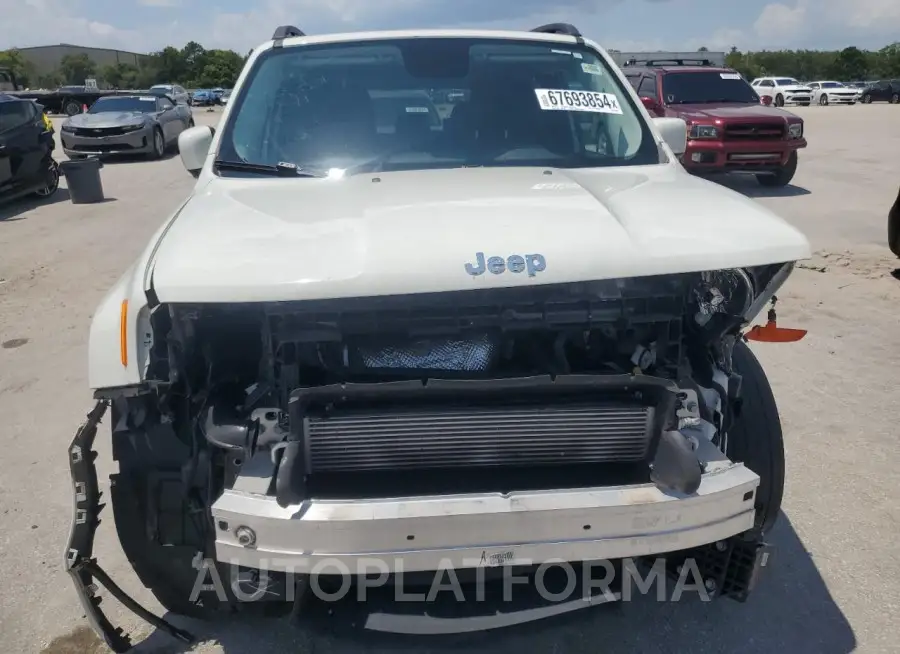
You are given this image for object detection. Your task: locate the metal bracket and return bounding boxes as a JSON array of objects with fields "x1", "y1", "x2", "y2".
[{"x1": 64, "y1": 400, "x2": 195, "y2": 652}]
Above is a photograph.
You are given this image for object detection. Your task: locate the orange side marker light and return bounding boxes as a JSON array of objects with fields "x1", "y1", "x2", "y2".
[
  {"x1": 119, "y1": 299, "x2": 129, "y2": 366},
  {"x1": 744, "y1": 295, "x2": 806, "y2": 343}
]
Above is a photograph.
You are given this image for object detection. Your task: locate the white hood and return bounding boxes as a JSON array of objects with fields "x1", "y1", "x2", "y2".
[{"x1": 148, "y1": 166, "x2": 811, "y2": 303}]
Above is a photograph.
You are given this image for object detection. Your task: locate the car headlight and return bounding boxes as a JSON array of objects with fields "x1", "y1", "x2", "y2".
[
  {"x1": 692, "y1": 269, "x2": 754, "y2": 330},
  {"x1": 788, "y1": 123, "x2": 803, "y2": 138},
  {"x1": 121, "y1": 122, "x2": 146, "y2": 132},
  {"x1": 689, "y1": 124, "x2": 718, "y2": 139},
  {"x1": 690, "y1": 264, "x2": 794, "y2": 341},
  {"x1": 61, "y1": 124, "x2": 75, "y2": 133}
]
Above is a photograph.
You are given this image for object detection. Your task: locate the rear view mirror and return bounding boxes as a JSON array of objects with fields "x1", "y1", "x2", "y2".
[
  {"x1": 178, "y1": 125, "x2": 214, "y2": 178},
  {"x1": 652, "y1": 117, "x2": 687, "y2": 157}
]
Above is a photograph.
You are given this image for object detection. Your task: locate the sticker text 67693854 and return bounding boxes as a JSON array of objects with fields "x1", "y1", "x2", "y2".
[{"x1": 534, "y1": 88, "x2": 622, "y2": 114}]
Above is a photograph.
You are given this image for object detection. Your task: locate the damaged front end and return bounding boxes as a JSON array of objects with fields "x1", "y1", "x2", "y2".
[{"x1": 66, "y1": 264, "x2": 795, "y2": 648}]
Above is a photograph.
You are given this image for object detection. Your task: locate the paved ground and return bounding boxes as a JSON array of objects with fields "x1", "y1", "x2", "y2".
[{"x1": 1, "y1": 104, "x2": 899, "y2": 654}]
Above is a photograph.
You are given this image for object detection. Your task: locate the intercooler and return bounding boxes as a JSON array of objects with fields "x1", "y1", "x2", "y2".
[
  {"x1": 286, "y1": 376, "x2": 676, "y2": 476},
  {"x1": 306, "y1": 403, "x2": 656, "y2": 472}
]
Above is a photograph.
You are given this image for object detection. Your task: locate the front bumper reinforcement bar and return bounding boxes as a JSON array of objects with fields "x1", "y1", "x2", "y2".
[{"x1": 64, "y1": 400, "x2": 195, "y2": 653}]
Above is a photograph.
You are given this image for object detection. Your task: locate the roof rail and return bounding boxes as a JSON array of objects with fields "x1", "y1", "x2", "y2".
[
  {"x1": 272, "y1": 25, "x2": 305, "y2": 40},
  {"x1": 624, "y1": 58, "x2": 715, "y2": 67},
  {"x1": 531, "y1": 23, "x2": 582, "y2": 37}
]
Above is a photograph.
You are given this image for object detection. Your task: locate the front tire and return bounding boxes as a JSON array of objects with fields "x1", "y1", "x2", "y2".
[
  {"x1": 819, "y1": 94, "x2": 828, "y2": 106},
  {"x1": 757, "y1": 150, "x2": 798, "y2": 188},
  {"x1": 891, "y1": 93, "x2": 899, "y2": 104},
  {"x1": 109, "y1": 400, "x2": 230, "y2": 618},
  {"x1": 774, "y1": 93, "x2": 784, "y2": 107},
  {"x1": 726, "y1": 340, "x2": 786, "y2": 534},
  {"x1": 149, "y1": 127, "x2": 165, "y2": 160},
  {"x1": 862, "y1": 93, "x2": 872, "y2": 104},
  {"x1": 32, "y1": 159, "x2": 60, "y2": 198},
  {"x1": 889, "y1": 185, "x2": 900, "y2": 257}
]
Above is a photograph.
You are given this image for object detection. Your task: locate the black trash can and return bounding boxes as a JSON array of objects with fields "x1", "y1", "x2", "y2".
[{"x1": 60, "y1": 157, "x2": 104, "y2": 204}]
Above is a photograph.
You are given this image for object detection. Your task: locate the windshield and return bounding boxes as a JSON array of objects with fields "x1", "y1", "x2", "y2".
[
  {"x1": 217, "y1": 37, "x2": 657, "y2": 175},
  {"x1": 821, "y1": 82, "x2": 843, "y2": 88},
  {"x1": 661, "y1": 71, "x2": 758, "y2": 104},
  {"x1": 0, "y1": 100, "x2": 33, "y2": 133},
  {"x1": 775, "y1": 78, "x2": 800, "y2": 86},
  {"x1": 89, "y1": 97, "x2": 157, "y2": 113}
]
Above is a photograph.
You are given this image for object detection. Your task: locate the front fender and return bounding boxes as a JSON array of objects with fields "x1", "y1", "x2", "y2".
[
  {"x1": 87, "y1": 262, "x2": 150, "y2": 391},
  {"x1": 88, "y1": 198, "x2": 191, "y2": 391}
]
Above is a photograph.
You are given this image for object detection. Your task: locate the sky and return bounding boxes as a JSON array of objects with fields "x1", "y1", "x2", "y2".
[{"x1": 2, "y1": 0, "x2": 899, "y2": 55}]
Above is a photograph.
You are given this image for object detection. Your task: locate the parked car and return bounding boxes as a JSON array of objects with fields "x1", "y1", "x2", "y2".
[
  {"x1": 858, "y1": 80, "x2": 900, "y2": 104},
  {"x1": 750, "y1": 77, "x2": 813, "y2": 106},
  {"x1": 0, "y1": 93, "x2": 59, "y2": 206},
  {"x1": 191, "y1": 89, "x2": 216, "y2": 106},
  {"x1": 889, "y1": 181, "x2": 900, "y2": 257},
  {"x1": 148, "y1": 83, "x2": 191, "y2": 106},
  {"x1": 67, "y1": 23, "x2": 813, "y2": 649},
  {"x1": 624, "y1": 58, "x2": 806, "y2": 186},
  {"x1": 807, "y1": 81, "x2": 858, "y2": 105},
  {"x1": 219, "y1": 89, "x2": 232, "y2": 106},
  {"x1": 59, "y1": 94, "x2": 194, "y2": 159}
]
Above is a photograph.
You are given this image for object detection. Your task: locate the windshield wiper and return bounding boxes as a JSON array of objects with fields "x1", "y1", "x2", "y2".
[{"x1": 214, "y1": 160, "x2": 323, "y2": 177}]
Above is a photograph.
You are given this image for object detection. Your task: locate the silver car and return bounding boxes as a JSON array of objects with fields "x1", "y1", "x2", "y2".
[
  {"x1": 149, "y1": 83, "x2": 192, "y2": 106},
  {"x1": 59, "y1": 94, "x2": 194, "y2": 160}
]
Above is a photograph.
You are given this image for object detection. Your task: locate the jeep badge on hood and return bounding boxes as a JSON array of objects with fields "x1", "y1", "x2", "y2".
[{"x1": 465, "y1": 252, "x2": 547, "y2": 277}]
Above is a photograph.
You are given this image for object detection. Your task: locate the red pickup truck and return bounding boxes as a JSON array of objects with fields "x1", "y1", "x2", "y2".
[{"x1": 622, "y1": 58, "x2": 806, "y2": 188}]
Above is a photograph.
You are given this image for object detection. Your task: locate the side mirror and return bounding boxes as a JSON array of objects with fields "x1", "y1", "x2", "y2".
[
  {"x1": 640, "y1": 96, "x2": 660, "y2": 114},
  {"x1": 178, "y1": 125, "x2": 214, "y2": 178},
  {"x1": 652, "y1": 117, "x2": 687, "y2": 157}
]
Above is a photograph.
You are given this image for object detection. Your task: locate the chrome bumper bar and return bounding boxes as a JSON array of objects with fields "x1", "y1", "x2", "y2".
[{"x1": 211, "y1": 441, "x2": 758, "y2": 573}]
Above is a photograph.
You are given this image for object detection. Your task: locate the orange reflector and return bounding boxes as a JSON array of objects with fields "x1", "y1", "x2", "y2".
[
  {"x1": 744, "y1": 320, "x2": 807, "y2": 343},
  {"x1": 119, "y1": 300, "x2": 128, "y2": 366}
]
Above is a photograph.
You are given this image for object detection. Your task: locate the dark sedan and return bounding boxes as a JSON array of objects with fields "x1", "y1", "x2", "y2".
[
  {"x1": 59, "y1": 94, "x2": 194, "y2": 160},
  {"x1": 858, "y1": 80, "x2": 900, "y2": 104}
]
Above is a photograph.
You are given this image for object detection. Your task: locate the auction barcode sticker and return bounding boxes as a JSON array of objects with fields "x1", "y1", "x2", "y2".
[{"x1": 534, "y1": 88, "x2": 622, "y2": 114}]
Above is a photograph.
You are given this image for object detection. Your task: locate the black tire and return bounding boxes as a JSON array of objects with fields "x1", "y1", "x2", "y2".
[
  {"x1": 891, "y1": 93, "x2": 899, "y2": 104},
  {"x1": 63, "y1": 98, "x2": 82, "y2": 116},
  {"x1": 149, "y1": 127, "x2": 166, "y2": 160},
  {"x1": 774, "y1": 93, "x2": 784, "y2": 107},
  {"x1": 726, "y1": 340, "x2": 785, "y2": 534},
  {"x1": 32, "y1": 159, "x2": 59, "y2": 198},
  {"x1": 757, "y1": 150, "x2": 798, "y2": 188},
  {"x1": 862, "y1": 93, "x2": 872, "y2": 104},
  {"x1": 109, "y1": 402, "x2": 232, "y2": 618},
  {"x1": 889, "y1": 186, "x2": 900, "y2": 257},
  {"x1": 819, "y1": 94, "x2": 828, "y2": 106}
]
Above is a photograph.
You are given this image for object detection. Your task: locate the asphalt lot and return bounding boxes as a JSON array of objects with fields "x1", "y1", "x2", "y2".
[{"x1": 1, "y1": 103, "x2": 899, "y2": 654}]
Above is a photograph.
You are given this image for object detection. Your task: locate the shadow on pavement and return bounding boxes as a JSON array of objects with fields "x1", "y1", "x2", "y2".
[
  {"x1": 133, "y1": 513, "x2": 855, "y2": 654},
  {"x1": 714, "y1": 177, "x2": 812, "y2": 199},
  {"x1": 0, "y1": 188, "x2": 71, "y2": 221}
]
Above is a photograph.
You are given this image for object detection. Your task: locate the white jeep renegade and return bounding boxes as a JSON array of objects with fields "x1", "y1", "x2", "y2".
[{"x1": 66, "y1": 23, "x2": 811, "y2": 650}]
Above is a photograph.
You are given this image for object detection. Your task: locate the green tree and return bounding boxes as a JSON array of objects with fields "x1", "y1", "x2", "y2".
[
  {"x1": 59, "y1": 53, "x2": 97, "y2": 85},
  {"x1": 829, "y1": 46, "x2": 868, "y2": 80},
  {"x1": 0, "y1": 49, "x2": 31, "y2": 87},
  {"x1": 101, "y1": 62, "x2": 140, "y2": 89}
]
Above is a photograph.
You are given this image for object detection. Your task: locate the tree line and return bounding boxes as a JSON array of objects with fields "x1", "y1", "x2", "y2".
[
  {"x1": 0, "y1": 41, "x2": 247, "y2": 90},
  {"x1": 3, "y1": 40, "x2": 900, "y2": 91},
  {"x1": 720, "y1": 43, "x2": 900, "y2": 81}
]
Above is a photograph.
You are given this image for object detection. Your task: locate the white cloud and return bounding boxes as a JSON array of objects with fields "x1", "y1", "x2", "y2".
[{"x1": 2, "y1": 0, "x2": 900, "y2": 55}]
